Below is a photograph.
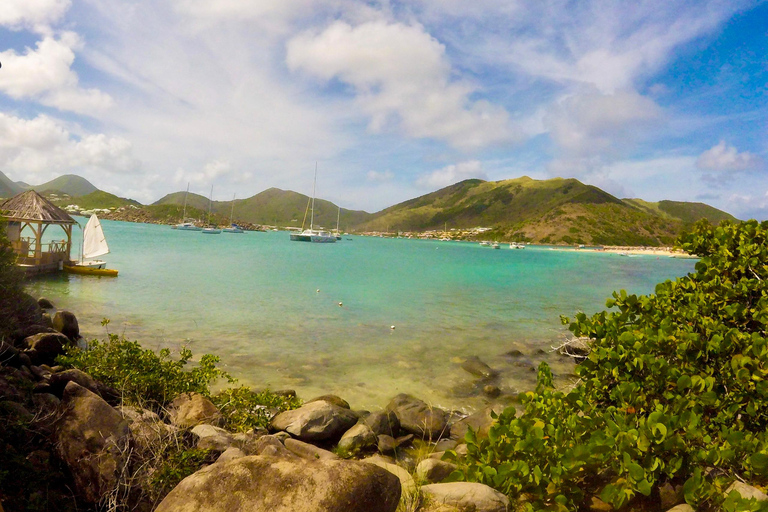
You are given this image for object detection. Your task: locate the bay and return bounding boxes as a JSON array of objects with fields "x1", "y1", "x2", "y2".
[{"x1": 26, "y1": 219, "x2": 696, "y2": 411}]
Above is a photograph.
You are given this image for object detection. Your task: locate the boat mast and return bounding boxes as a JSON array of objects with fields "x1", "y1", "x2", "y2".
[
  {"x1": 336, "y1": 206, "x2": 340, "y2": 236},
  {"x1": 310, "y1": 162, "x2": 317, "y2": 231},
  {"x1": 208, "y1": 185, "x2": 213, "y2": 226},
  {"x1": 229, "y1": 194, "x2": 236, "y2": 226},
  {"x1": 182, "y1": 182, "x2": 189, "y2": 221}
]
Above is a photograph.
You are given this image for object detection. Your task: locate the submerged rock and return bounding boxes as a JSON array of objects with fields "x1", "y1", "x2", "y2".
[{"x1": 460, "y1": 356, "x2": 499, "y2": 379}]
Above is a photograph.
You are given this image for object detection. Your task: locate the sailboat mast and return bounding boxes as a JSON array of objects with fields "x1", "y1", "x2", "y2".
[
  {"x1": 182, "y1": 183, "x2": 189, "y2": 220},
  {"x1": 336, "y1": 206, "x2": 340, "y2": 235},
  {"x1": 229, "y1": 194, "x2": 236, "y2": 226},
  {"x1": 310, "y1": 162, "x2": 317, "y2": 231},
  {"x1": 208, "y1": 185, "x2": 213, "y2": 226}
]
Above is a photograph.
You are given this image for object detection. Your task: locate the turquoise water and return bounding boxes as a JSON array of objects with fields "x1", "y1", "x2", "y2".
[{"x1": 26, "y1": 220, "x2": 696, "y2": 412}]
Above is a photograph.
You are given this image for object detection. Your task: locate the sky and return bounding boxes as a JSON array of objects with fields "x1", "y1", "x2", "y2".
[{"x1": 0, "y1": 0, "x2": 766, "y2": 219}]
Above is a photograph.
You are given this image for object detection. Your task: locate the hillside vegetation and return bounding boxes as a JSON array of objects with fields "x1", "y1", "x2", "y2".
[{"x1": 30, "y1": 174, "x2": 99, "y2": 197}]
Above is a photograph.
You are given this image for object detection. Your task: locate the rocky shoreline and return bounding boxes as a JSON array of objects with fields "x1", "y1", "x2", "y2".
[{"x1": 2, "y1": 298, "x2": 766, "y2": 512}]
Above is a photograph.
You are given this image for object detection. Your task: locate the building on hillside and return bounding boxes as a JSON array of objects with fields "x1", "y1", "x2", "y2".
[{"x1": 1, "y1": 190, "x2": 76, "y2": 275}]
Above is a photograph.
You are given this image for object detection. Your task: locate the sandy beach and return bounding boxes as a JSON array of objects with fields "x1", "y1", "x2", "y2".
[{"x1": 552, "y1": 245, "x2": 698, "y2": 258}]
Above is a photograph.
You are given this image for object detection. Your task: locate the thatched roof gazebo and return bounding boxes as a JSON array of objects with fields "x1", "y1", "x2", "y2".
[{"x1": 1, "y1": 190, "x2": 76, "y2": 275}]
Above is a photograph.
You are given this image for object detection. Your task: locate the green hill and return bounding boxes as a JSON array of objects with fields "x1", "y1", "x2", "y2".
[
  {"x1": 32, "y1": 174, "x2": 98, "y2": 197},
  {"x1": 352, "y1": 177, "x2": 732, "y2": 246},
  {"x1": 155, "y1": 187, "x2": 372, "y2": 229},
  {"x1": 0, "y1": 171, "x2": 24, "y2": 199},
  {"x1": 51, "y1": 190, "x2": 141, "y2": 210}
]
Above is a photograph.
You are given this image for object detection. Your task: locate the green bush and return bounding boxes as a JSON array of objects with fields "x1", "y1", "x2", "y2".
[
  {"x1": 0, "y1": 218, "x2": 26, "y2": 340},
  {"x1": 450, "y1": 220, "x2": 768, "y2": 511},
  {"x1": 58, "y1": 320, "x2": 233, "y2": 410},
  {"x1": 212, "y1": 386, "x2": 302, "y2": 432}
]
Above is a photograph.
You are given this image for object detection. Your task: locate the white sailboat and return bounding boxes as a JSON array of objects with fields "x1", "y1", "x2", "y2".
[
  {"x1": 290, "y1": 164, "x2": 336, "y2": 243},
  {"x1": 173, "y1": 183, "x2": 202, "y2": 231},
  {"x1": 222, "y1": 194, "x2": 244, "y2": 233},
  {"x1": 201, "y1": 185, "x2": 221, "y2": 234},
  {"x1": 64, "y1": 214, "x2": 118, "y2": 276}
]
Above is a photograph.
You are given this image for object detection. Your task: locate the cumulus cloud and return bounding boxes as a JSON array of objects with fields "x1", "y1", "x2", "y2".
[
  {"x1": 0, "y1": 33, "x2": 113, "y2": 113},
  {"x1": 367, "y1": 170, "x2": 394, "y2": 182},
  {"x1": 174, "y1": 159, "x2": 234, "y2": 186},
  {"x1": 0, "y1": 0, "x2": 71, "y2": 31},
  {"x1": 287, "y1": 20, "x2": 518, "y2": 150},
  {"x1": 696, "y1": 141, "x2": 761, "y2": 173},
  {"x1": 0, "y1": 112, "x2": 138, "y2": 180},
  {"x1": 417, "y1": 160, "x2": 487, "y2": 188}
]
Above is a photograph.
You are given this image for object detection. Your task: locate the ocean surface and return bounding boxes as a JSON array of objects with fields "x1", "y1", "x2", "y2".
[{"x1": 27, "y1": 219, "x2": 696, "y2": 412}]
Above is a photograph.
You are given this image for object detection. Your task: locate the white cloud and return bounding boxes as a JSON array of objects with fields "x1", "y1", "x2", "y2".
[
  {"x1": 367, "y1": 170, "x2": 394, "y2": 182},
  {"x1": 0, "y1": 112, "x2": 138, "y2": 181},
  {"x1": 696, "y1": 140, "x2": 761, "y2": 172},
  {"x1": 417, "y1": 160, "x2": 487, "y2": 188},
  {"x1": 287, "y1": 20, "x2": 518, "y2": 150},
  {"x1": 0, "y1": 0, "x2": 71, "y2": 31},
  {"x1": 0, "y1": 33, "x2": 113, "y2": 113}
]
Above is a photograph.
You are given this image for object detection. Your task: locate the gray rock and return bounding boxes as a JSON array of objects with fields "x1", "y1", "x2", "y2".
[
  {"x1": 365, "y1": 410, "x2": 401, "y2": 437},
  {"x1": 284, "y1": 438, "x2": 339, "y2": 460},
  {"x1": 216, "y1": 447, "x2": 246, "y2": 463},
  {"x1": 416, "y1": 459, "x2": 457, "y2": 483},
  {"x1": 338, "y1": 423, "x2": 378, "y2": 454},
  {"x1": 191, "y1": 424, "x2": 231, "y2": 439},
  {"x1": 377, "y1": 434, "x2": 398, "y2": 454},
  {"x1": 37, "y1": 297, "x2": 55, "y2": 309},
  {"x1": 450, "y1": 405, "x2": 503, "y2": 441},
  {"x1": 420, "y1": 482, "x2": 509, "y2": 512},
  {"x1": 726, "y1": 481, "x2": 768, "y2": 501},
  {"x1": 52, "y1": 310, "x2": 79, "y2": 341},
  {"x1": 154, "y1": 455, "x2": 401, "y2": 512},
  {"x1": 461, "y1": 356, "x2": 499, "y2": 379},
  {"x1": 386, "y1": 394, "x2": 450, "y2": 440},
  {"x1": 168, "y1": 392, "x2": 222, "y2": 428},
  {"x1": 54, "y1": 382, "x2": 131, "y2": 504},
  {"x1": 434, "y1": 439, "x2": 458, "y2": 452},
  {"x1": 307, "y1": 394, "x2": 351, "y2": 409},
  {"x1": 250, "y1": 435, "x2": 295, "y2": 458},
  {"x1": 118, "y1": 406, "x2": 177, "y2": 453},
  {"x1": 197, "y1": 434, "x2": 235, "y2": 452},
  {"x1": 362, "y1": 454, "x2": 418, "y2": 496},
  {"x1": 22, "y1": 332, "x2": 73, "y2": 366},
  {"x1": 269, "y1": 400, "x2": 358, "y2": 442}
]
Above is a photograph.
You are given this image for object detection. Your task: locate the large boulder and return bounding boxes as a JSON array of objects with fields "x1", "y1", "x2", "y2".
[
  {"x1": 168, "y1": 392, "x2": 222, "y2": 428},
  {"x1": 154, "y1": 455, "x2": 401, "y2": 512},
  {"x1": 269, "y1": 400, "x2": 358, "y2": 442},
  {"x1": 450, "y1": 405, "x2": 504, "y2": 441},
  {"x1": 386, "y1": 394, "x2": 450, "y2": 440},
  {"x1": 420, "y1": 482, "x2": 509, "y2": 512},
  {"x1": 365, "y1": 410, "x2": 401, "y2": 437},
  {"x1": 416, "y1": 459, "x2": 457, "y2": 484},
  {"x1": 22, "y1": 332, "x2": 75, "y2": 366},
  {"x1": 118, "y1": 406, "x2": 177, "y2": 453},
  {"x1": 54, "y1": 382, "x2": 132, "y2": 504},
  {"x1": 52, "y1": 310, "x2": 80, "y2": 341}
]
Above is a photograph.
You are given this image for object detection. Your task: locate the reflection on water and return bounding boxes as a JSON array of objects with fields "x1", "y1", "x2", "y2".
[{"x1": 25, "y1": 221, "x2": 696, "y2": 411}]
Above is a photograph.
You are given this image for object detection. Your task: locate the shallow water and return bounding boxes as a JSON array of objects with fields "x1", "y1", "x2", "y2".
[{"x1": 26, "y1": 220, "x2": 696, "y2": 412}]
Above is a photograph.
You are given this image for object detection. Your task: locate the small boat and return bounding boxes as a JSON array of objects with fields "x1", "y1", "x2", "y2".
[
  {"x1": 223, "y1": 194, "x2": 244, "y2": 233},
  {"x1": 510, "y1": 242, "x2": 526, "y2": 249},
  {"x1": 201, "y1": 186, "x2": 221, "y2": 235},
  {"x1": 173, "y1": 183, "x2": 202, "y2": 231},
  {"x1": 64, "y1": 214, "x2": 118, "y2": 276},
  {"x1": 479, "y1": 241, "x2": 491, "y2": 246},
  {"x1": 290, "y1": 164, "x2": 336, "y2": 243},
  {"x1": 491, "y1": 242, "x2": 500, "y2": 249}
]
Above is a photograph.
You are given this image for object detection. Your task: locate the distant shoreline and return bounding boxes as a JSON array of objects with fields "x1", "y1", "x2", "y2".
[{"x1": 549, "y1": 245, "x2": 698, "y2": 258}]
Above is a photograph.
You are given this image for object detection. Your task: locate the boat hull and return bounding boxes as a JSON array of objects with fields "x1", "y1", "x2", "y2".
[
  {"x1": 290, "y1": 231, "x2": 336, "y2": 243},
  {"x1": 63, "y1": 264, "x2": 118, "y2": 277}
]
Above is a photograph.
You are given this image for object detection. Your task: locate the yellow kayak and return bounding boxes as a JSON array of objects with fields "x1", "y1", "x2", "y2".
[{"x1": 63, "y1": 264, "x2": 118, "y2": 277}]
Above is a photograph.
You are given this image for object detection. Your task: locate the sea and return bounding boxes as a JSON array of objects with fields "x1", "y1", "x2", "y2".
[{"x1": 26, "y1": 219, "x2": 696, "y2": 412}]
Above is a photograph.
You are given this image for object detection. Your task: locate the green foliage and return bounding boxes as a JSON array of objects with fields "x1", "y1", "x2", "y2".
[
  {"x1": 147, "y1": 447, "x2": 216, "y2": 502},
  {"x1": 212, "y1": 386, "x2": 302, "y2": 432},
  {"x1": 0, "y1": 218, "x2": 26, "y2": 340},
  {"x1": 58, "y1": 320, "x2": 233, "y2": 410},
  {"x1": 453, "y1": 220, "x2": 768, "y2": 511}
]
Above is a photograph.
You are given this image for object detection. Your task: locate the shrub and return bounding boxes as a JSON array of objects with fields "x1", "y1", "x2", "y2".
[
  {"x1": 212, "y1": 386, "x2": 302, "y2": 432},
  {"x1": 450, "y1": 220, "x2": 768, "y2": 511}
]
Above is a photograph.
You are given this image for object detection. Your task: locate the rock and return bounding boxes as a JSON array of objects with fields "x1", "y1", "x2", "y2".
[
  {"x1": 504, "y1": 349, "x2": 524, "y2": 358},
  {"x1": 726, "y1": 481, "x2": 768, "y2": 501},
  {"x1": 450, "y1": 406, "x2": 502, "y2": 441},
  {"x1": 22, "y1": 332, "x2": 73, "y2": 366},
  {"x1": 0, "y1": 401, "x2": 34, "y2": 423},
  {"x1": 52, "y1": 310, "x2": 80, "y2": 341},
  {"x1": 41, "y1": 312, "x2": 54, "y2": 328},
  {"x1": 420, "y1": 482, "x2": 509, "y2": 512},
  {"x1": 198, "y1": 434, "x2": 236, "y2": 452},
  {"x1": 269, "y1": 400, "x2": 358, "y2": 442},
  {"x1": 365, "y1": 410, "x2": 401, "y2": 437},
  {"x1": 37, "y1": 297, "x2": 55, "y2": 309},
  {"x1": 386, "y1": 394, "x2": 450, "y2": 440},
  {"x1": 378, "y1": 434, "x2": 399, "y2": 454},
  {"x1": 658, "y1": 481, "x2": 683, "y2": 509},
  {"x1": 155, "y1": 455, "x2": 401, "y2": 512},
  {"x1": 307, "y1": 394, "x2": 351, "y2": 409},
  {"x1": 454, "y1": 444, "x2": 468, "y2": 457},
  {"x1": 0, "y1": 340, "x2": 23, "y2": 367},
  {"x1": 191, "y1": 423, "x2": 231, "y2": 439},
  {"x1": 460, "y1": 356, "x2": 499, "y2": 379},
  {"x1": 338, "y1": 423, "x2": 378, "y2": 454},
  {"x1": 0, "y1": 375, "x2": 24, "y2": 402},
  {"x1": 250, "y1": 435, "x2": 295, "y2": 458},
  {"x1": 54, "y1": 382, "x2": 131, "y2": 504},
  {"x1": 362, "y1": 454, "x2": 418, "y2": 496},
  {"x1": 434, "y1": 439, "x2": 458, "y2": 452},
  {"x1": 216, "y1": 447, "x2": 246, "y2": 463},
  {"x1": 284, "y1": 438, "x2": 339, "y2": 460},
  {"x1": 12, "y1": 324, "x2": 55, "y2": 346},
  {"x1": 482, "y1": 385, "x2": 501, "y2": 398},
  {"x1": 48, "y1": 368, "x2": 100, "y2": 396},
  {"x1": 232, "y1": 431, "x2": 267, "y2": 455},
  {"x1": 416, "y1": 459, "x2": 457, "y2": 483},
  {"x1": 118, "y1": 406, "x2": 177, "y2": 453},
  {"x1": 168, "y1": 392, "x2": 222, "y2": 428}
]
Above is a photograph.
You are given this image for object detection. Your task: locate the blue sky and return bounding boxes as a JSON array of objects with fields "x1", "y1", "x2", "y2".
[{"x1": 0, "y1": 0, "x2": 766, "y2": 219}]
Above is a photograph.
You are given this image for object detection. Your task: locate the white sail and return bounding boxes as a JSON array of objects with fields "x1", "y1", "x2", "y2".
[{"x1": 82, "y1": 214, "x2": 110, "y2": 259}]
